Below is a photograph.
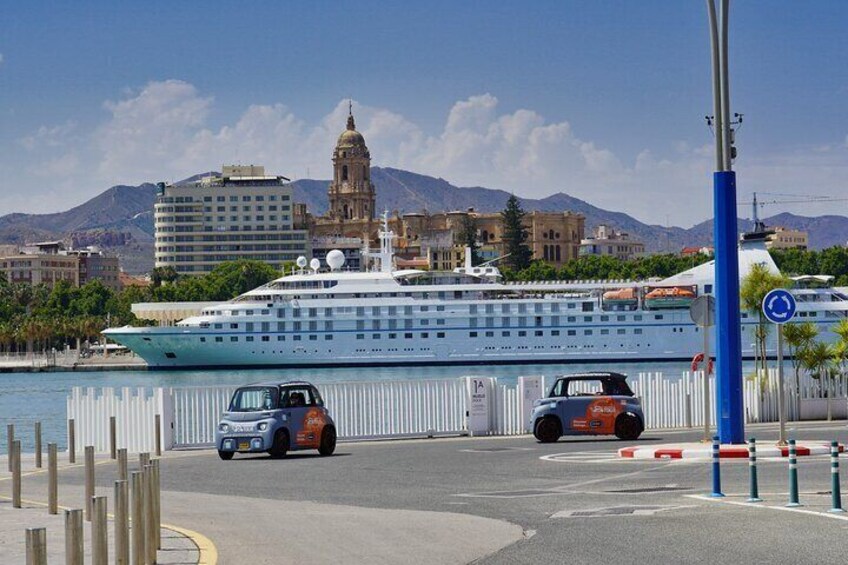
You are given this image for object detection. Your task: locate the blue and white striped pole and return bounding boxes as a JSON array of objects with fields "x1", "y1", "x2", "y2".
[
  {"x1": 786, "y1": 439, "x2": 801, "y2": 507},
  {"x1": 711, "y1": 435, "x2": 724, "y2": 497},
  {"x1": 747, "y1": 438, "x2": 761, "y2": 502},
  {"x1": 829, "y1": 441, "x2": 844, "y2": 513}
]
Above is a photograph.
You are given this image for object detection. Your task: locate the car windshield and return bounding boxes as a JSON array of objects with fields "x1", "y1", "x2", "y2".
[{"x1": 228, "y1": 386, "x2": 278, "y2": 412}]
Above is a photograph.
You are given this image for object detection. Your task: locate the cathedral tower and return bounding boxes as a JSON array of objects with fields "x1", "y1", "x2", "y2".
[{"x1": 328, "y1": 106, "x2": 375, "y2": 221}]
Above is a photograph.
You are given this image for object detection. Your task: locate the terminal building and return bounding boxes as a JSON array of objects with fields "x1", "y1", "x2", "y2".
[{"x1": 154, "y1": 165, "x2": 310, "y2": 275}]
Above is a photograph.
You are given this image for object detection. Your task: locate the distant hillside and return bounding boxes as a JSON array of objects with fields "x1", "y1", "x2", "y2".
[{"x1": 2, "y1": 167, "x2": 846, "y2": 274}]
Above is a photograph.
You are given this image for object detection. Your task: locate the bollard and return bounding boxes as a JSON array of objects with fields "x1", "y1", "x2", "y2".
[
  {"x1": 115, "y1": 480, "x2": 130, "y2": 565},
  {"x1": 48, "y1": 443, "x2": 58, "y2": 514},
  {"x1": 12, "y1": 439, "x2": 22, "y2": 508},
  {"x1": 747, "y1": 438, "x2": 762, "y2": 502},
  {"x1": 92, "y1": 496, "x2": 108, "y2": 565},
  {"x1": 139, "y1": 452, "x2": 150, "y2": 470},
  {"x1": 787, "y1": 439, "x2": 801, "y2": 507},
  {"x1": 85, "y1": 445, "x2": 95, "y2": 521},
  {"x1": 131, "y1": 471, "x2": 146, "y2": 565},
  {"x1": 68, "y1": 418, "x2": 76, "y2": 464},
  {"x1": 155, "y1": 414, "x2": 162, "y2": 457},
  {"x1": 35, "y1": 421, "x2": 42, "y2": 468},
  {"x1": 153, "y1": 459, "x2": 161, "y2": 549},
  {"x1": 710, "y1": 435, "x2": 724, "y2": 497},
  {"x1": 110, "y1": 416, "x2": 118, "y2": 460},
  {"x1": 830, "y1": 441, "x2": 844, "y2": 513},
  {"x1": 684, "y1": 393, "x2": 692, "y2": 429},
  {"x1": 65, "y1": 509, "x2": 84, "y2": 565},
  {"x1": 7, "y1": 423, "x2": 14, "y2": 471},
  {"x1": 118, "y1": 448, "x2": 128, "y2": 482},
  {"x1": 145, "y1": 464, "x2": 157, "y2": 564},
  {"x1": 25, "y1": 527, "x2": 47, "y2": 565}
]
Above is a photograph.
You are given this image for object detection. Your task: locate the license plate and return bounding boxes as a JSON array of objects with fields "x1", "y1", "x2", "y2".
[{"x1": 238, "y1": 442, "x2": 250, "y2": 450}]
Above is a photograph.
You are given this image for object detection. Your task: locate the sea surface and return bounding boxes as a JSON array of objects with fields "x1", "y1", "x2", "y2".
[{"x1": 0, "y1": 360, "x2": 748, "y2": 453}]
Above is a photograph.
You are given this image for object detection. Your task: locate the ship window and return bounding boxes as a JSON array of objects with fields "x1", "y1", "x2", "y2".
[
  {"x1": 200, "y1": 337, "x2": 206, "y2": 342},
  {"x1": 246, "y1": 310, "x2": 254, "y2": 316},
  {"x1": 635, "y1": 328, "x2": 643, "y2": 335},
  {"x1": 617, "y1": 315, "x2": 626, "y2": 321},
  {"x1": 584, "y1": 330, "x2": 593, "y2": 336},
  {"x1": 422, "y1": 333, "x2": 429, "y2": 338},
  {"x1": 261, "y1": 310, "x2": 269, "y2": 316},
  {"x1": 230, "y1": 336, "x2": 238, "y2": 342},
  {"x1": 325, "y1": 335, "x2": 333, "y2": 341},
  {"x1": 214, "y1": 323, "x2": 223, "y2": 329},
  {"x1": 325, "y1": 321, "x2": 333, "y2": 331},
  {"x1": 534, "y1": 304, "x2": 543, "y2": 313},
  {"x1": 261, "y1": 322, "x2": 270, "y2": 332},
  {"x1": 389, "y1": 333, "x2": 397, "y2": 339},
  {"x1": 705, "y1": 284, "x2": 713, "y2": 294},
  {"x1": 436, "y1": 305, "x2": 445, "y2": 312},
  {"x1": 582, "y1": 303, "x2": 594, "y2": 312},
  {"x1": 372, "y1": 334, "x2": 380, "y2": 339},
  {"x1": 165, "y1": 352, "x2": 176, "y2": 359},
  {"x1": 262, "y1": 336, "x2": 270, "y2": 342},
  {"x1": 356, "y1": 334, "x2": 364, "y2": 340},
  {"x1": 535, "y1": 316, "x2": 543, "y2": 326},
  {"x1": 634, "y1": 315, "x2": 643, "y2": 321},
  {"x1": 469, "y1": 332, "x2": 478, "y2": 338},
  {"x1": 404, "y1": 306, "x2": 412, "y2": 315},
  {"x1": 421, "y1": 320, "x2": 429, "y2": 326},
  {"x1": 230, "y1": 323, "x2": 238, "y2": 329},
  {"x1": 246, "y1": 336, "x2": 254, "y2": 342},
  {"x1": 309, "y1": 335, "x2": 317, "y2": 341},
  {"x1": 502, "y1": 331, "x2": 511, "y2": 337},
  {"x1": 552, "y1": 330, "x2": 560, "y2": 336},
  {"x1": 535, "y1": 330, "x2": 543, "y2": 336},
  {"x1": 654, "y1": 315, "x2": 664, "y2": 320},
  {"x1": 518, "y1": 331, "x2": 527, "y2": 337},
  {"x1": 246, "y1": 323, "x2": 254, "y2": 332},
  {"x1": 356, "y1": 307, "x2": 365, "y2": 316},
  {"x1": 583, "y1": 316, "x2": 592, "y2": 322},
  {"x1": 215, "y1": 337, "x2": 223, "y2": 342},
  {"x1": 277, "y1": 336, "x2": 285, "y2": 341},
  {"x1": 309, "y1": 308, "x2": 317, "y2": 318},
  {"x1": 309, "y1": 321, "x2": 318, "y2": 331},
  {"x1": 356, "y1": 321, "x2": 365, "y2": 330},
  {"x1": 293, "y1": 335, "x2": 301, "y2": 341},
  {"x1": 567, "y1": 330, "x2": 576, "y2": 336},
  {"x1": 421, "y1": 306, "x2": 429, "y2": 312},
  {"x1": 325, "y1": 308, "x2": 333, "y2": 317},
  {"x1": 372, "y1": 320, "x2": 380, "y2": 330},
  {"x1": 293, "y1": 309, "x2": 301, "y2": 318},
  {"x1": 405, "y1": 333, "x2": 413, "y2": 339},
  {"x1": 437, "y1": 319, "x2": 445, "y2": 325},
  {"x1": 277, "y1": 309, "x2": 285, "y2": 318},
  {"x1": 437, "y1": 332, "x2": 445, "y2": 338},
  {"x1": 600, "y1": 315, "x2": 609, "y2": 322},
  {"x1": 502, "y1": 304, "x2": 511, "y2": 314},
  {"x1": 567, "y1": 316, "x2": 576, "y2": 323},
  {"x1": 617, "y1": 329, "x2": 626, "y2": 335},
  {"x1": 294, "y1": 322, "x2": 302, "y2": 331},
  {"x1": 502, "y1": 317, "x2": 511, "y2": 327},
  {"x1": 601, "y1": 329, "x2": 609, "y2": 335},
  {"x1": 568, "y1": 303, "x2": 576, "y2": 309}
]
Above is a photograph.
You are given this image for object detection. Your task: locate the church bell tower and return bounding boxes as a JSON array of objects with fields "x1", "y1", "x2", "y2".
[{"x1": 328, "y1": 105, "x2": 376, "y2": 222}]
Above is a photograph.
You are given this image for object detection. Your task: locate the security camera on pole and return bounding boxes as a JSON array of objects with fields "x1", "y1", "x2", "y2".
[{"x1": 762, "y1": 288, "x2": 796, "y2": 446}]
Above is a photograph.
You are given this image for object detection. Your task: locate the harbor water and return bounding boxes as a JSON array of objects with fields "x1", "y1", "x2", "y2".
[{"x1": 0, "y1": 360, "x2": 751, "y2": 453}]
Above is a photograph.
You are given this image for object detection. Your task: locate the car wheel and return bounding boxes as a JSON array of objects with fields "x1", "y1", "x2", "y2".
[
  {"x1": 615, "y1": 414, "x2": 643, "y2": 441},
  {"x1": 534, "y1": 417, "x2": 561, "y2": 443},
  {"x1": 218, "y1": 450, "x2": 234, "y2": 461},
  {"x1": 268, "y1": 429, "x2": 289, "y2": 458},
  {"x1": 318, "y1": 425, "x2": 337, "y2": 456}
]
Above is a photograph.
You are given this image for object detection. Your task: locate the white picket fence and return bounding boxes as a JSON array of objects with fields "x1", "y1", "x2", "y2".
[{"x1": 66, "y1": 370, "x2": 848, "y2": 453}]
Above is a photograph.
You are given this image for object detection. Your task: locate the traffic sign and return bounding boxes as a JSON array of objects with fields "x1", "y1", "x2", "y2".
[
  {"x1": 762, "y1": 289, "x2": 796, "y2": 324},
  {"x1": 689, "y1": 295, "x2": 716, "y2": 328}
]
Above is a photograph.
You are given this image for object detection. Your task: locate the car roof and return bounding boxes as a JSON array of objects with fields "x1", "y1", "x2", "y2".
[
  {"x1": 555, "y1": 372, "x2": 628, "y2": 381},
  {"x1": 239, "y1": 380, "x2": 317, "y2": 388}
]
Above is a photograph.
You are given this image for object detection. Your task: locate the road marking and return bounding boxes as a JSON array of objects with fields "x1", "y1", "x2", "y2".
[
  {"x1": 686, "y1": 494, "x2": 848, "y2": 522},
  {"x1": 551, "y1": 505, "x2": 695, "y2": 518}
]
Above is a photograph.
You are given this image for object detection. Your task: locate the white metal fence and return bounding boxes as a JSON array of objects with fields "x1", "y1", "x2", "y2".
[{"x1": 66, "y1": 370, "x2": 848, "y2": 453}]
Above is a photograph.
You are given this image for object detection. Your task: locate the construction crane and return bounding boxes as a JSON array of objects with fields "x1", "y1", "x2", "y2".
[{"x1": 737, "y1": 192, "x2": 848, "y2": 232}]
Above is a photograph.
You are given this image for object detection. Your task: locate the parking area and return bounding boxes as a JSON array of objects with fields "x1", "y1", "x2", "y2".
[{"x1": 12, "y1": 421, "x2": 848, "y2": 564}]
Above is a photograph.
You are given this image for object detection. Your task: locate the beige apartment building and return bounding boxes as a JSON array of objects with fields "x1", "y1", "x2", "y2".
[
  {"x1": 0, "y1": 254, "x2": 80, "y2": 287},
  {"x1": 765, "y1": 227, "x2": 808, "y2": 250},
  {"x1": 154, "y1": 165, "x2": 310, "y2": 275},
  {"x1": 579, "y1": 224, "x2": 645, "y2": 261}
]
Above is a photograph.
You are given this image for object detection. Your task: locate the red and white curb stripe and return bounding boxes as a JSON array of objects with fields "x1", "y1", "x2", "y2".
[{"x1": 618, "y1": 442, "x2": 844, "y2": 460}]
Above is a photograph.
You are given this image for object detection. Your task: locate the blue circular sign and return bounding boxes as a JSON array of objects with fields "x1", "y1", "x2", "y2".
[{"x1": 762, "y1": 288, "x2": 796, "y2": 324}]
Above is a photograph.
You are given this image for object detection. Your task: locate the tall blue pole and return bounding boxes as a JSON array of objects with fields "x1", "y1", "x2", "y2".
[{"x1": 714, "y1": 170, "x2": 744, "y2": 443}]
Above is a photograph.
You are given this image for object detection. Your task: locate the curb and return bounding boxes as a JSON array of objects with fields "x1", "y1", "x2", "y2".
[{"x1": 619, "y1": 442, "x2": 844, "y2": 459}]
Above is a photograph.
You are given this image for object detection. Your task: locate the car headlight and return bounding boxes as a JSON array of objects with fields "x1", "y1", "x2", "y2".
[
  {"x1": 218, "y1": 423, "x2": 229, "y2": 433},
  {"x1": 258, "y1": 422, "x2": 268, "y2": 431}
]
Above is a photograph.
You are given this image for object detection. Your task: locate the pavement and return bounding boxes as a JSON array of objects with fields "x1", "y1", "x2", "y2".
[
  {"x1": 4, "y1": 421, "x2": 848, "y2": 564},
  {"x1": 619, "y1": 439, "x2": 843, "y2": 459}
]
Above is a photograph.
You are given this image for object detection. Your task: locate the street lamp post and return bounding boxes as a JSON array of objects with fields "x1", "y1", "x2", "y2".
[{"x1": 706, "y1": 0, "x2": 744, "y2": 444}]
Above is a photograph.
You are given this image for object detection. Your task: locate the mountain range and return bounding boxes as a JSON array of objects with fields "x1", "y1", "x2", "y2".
[{"x1": 1, "y1": 167, "x2": 846, "y2": 274}]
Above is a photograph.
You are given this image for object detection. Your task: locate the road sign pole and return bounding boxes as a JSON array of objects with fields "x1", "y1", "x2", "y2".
[
  {"x1": 777, "y1": 324, "x2": 787, "y2": 446},
  {"x1": 703, "y1": 324, "x2": 711, "y2": 442}
]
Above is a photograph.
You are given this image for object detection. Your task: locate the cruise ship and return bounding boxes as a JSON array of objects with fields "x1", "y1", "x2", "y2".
[{"x1": 104, "y1": 220, "x2": 848, "y2": 369}]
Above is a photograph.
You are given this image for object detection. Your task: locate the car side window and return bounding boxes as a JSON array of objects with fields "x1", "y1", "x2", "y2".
[
  {"x1": 551, "y1": 379, "x2": 567, "y2": 397},
  {"x1": 567, "y1": 379, "x2": 604, "y2": 396},
  {"x1": 311, "y1": 387, "x2": 324, "y2": 407},
  {"x1": 280, "y1": 387, "x2": 315, "y2": 408}
]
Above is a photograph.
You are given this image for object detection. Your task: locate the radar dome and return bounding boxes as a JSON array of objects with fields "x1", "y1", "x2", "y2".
[
  {"x1": 296, "y1": 256, "x2": 308, "y2": 269},
  {"x1": 310, "y1": 258, "x2": 321, "y2": 271},
  {"x1": 326, "y1": 249, "x2": 346, "y2": 271}
]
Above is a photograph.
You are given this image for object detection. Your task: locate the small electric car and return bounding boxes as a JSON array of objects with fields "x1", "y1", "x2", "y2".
[
  {"x1": 215, "y1": 381, "x2": 336, "y2": 460},
  {"x1": 531, "y1": 372, "x2": 644, "y2": 442}
]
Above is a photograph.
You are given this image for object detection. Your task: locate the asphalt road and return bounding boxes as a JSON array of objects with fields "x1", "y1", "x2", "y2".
[{"x1": 31, "y1": 421, "x2": 848, "y2": 564}]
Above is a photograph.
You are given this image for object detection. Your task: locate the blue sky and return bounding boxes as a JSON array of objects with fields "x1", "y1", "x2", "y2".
[{"x1": 1, "y1": 1, "x2": 847, "y2": 226}]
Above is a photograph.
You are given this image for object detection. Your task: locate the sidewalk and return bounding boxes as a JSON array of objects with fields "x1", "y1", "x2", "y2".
[{"x1": 0, "y1": 452, "x2": 203, "y2": 564}]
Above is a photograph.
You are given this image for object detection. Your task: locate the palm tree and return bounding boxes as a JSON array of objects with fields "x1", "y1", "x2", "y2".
[
  {"x1": 799, "y1": 341, "x2": 836, "y2": 421},
  {"x1": 784, "y1": 321, "x2": 818, "y2": 417},
  {"x1": 740, "y1": 264, "x2": 791, "y2": 384}
]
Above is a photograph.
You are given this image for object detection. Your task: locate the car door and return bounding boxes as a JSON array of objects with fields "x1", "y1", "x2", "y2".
[
  {"x1": 280, "y1": 386, "x2": 323, "y2": 449},
  {"x1": 560, "y1": 378, "x2": 614, "y2": 434}
]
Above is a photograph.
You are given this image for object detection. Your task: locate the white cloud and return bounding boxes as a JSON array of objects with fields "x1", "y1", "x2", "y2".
[{"x1": 7, "y1": 80, "x2": 848, "y2": 226}]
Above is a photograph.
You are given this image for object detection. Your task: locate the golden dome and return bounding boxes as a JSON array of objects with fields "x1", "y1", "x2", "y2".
[{"x1": 336, "y1": 112, "x2": 366, "y2": 147}]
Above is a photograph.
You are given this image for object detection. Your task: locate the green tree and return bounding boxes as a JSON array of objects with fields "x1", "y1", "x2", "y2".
[
  {"x1": 799, "y1": 340, "x2": 836, "y2": 421},
  {"x1": 150, "y1": 266, "x2": 179, "y2": 288},
  {"x1": 783, "y1": 321, "x2": 818, "y2": 410},
  {"x1": 499, "y1": 195, "x2": 532, "y2": 271},
  {"x1": 740, "y1": 264, "x2": 791, "y2": 382},
  {"x1": 458, "y1": 214, "x2": 481, "y2": 266},
  {"x1": 203, "y1": 260, "x2": 282, "y2": 301}
]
